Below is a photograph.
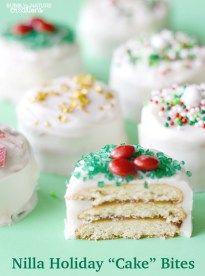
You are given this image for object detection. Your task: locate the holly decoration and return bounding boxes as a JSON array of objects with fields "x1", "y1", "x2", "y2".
[
  {"x1": 11, "y1": 17, "x2": 55, "y2": 36},
  {"x1": 0, "y1": 147, "x2": 7, "y2": 168},
  {"x1": 109, "y1": 145, "x2": 160, "y2": 177}
]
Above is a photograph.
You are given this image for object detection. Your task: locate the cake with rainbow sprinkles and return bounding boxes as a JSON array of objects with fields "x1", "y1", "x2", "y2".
[{"x1": 65, "y1": 144, "x2": 193, "y2": 240}]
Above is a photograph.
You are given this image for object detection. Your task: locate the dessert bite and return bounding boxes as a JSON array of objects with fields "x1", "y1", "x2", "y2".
[
  {"x1": 0, "y1": 125, "x2": 38, "y2": 226},
  {"x1": 65, "y1": 144, "x2": 192, "y2": 240},
  {"x1": 17, "y1": 74, "x2": 126, "y2": 175},
  {"x1": 139, "y1": 83, "x2": 205, "y2": 192},
  {"x1": 77, "y1": 0, "x2": 168, "y2": 78},
  {"x1": 0, "y1": 17, "x2": 81, "y2": 103},
  {"x1": 110, "y1": 30, "x2": 205, "y2": 123}
]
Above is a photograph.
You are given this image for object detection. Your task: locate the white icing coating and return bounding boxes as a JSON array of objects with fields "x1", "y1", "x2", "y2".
[
  {"x1": 0, "y1": 38, "x2": 82, "y2": 103},
  {"x1": 0, "y1": 125, "x2": 38, "y2": 226},
  {"x1": 17, "y1": 75, "x2": 126, "y2": 175},
  {"x1": 139, "y1": 84, "x2": 205, "y2": 191},
  {"x1": 65, "y1": 167, "x2": 193, "y2": 239},
  {"x1": 110, "y1": 30, "x2": 205, "y2": 122},
  {"x1": 78, "y1": 0, "x2": 168, "y2": 59}
]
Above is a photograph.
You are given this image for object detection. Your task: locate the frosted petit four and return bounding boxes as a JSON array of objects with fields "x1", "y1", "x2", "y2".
[
  {"x1": 139, "y1": 84, "x2": 205, "y2": 191},
  {"x1": 17, "y1": 74, "x2": 126, "y2": 175},
  {"x1": 110, "y1": 30, "x2": 205, "y2": 122},
  {"x1": 0, "y1": 17, "x2": 81, "y2": 103},
  {"x1": 77, "y1": 0, "x2": 168, "y2": 76},
  {"x1": 65, "y1": 144, "x2": 192, "y2": 240},
  {"x1": 0, "y1": 125, "x2": 38, "y2": 226}
]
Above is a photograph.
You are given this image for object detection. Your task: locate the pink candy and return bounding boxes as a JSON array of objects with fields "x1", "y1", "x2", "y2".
[{"x1": 0, "y1": 147, "x2": 7, "y2": 168}]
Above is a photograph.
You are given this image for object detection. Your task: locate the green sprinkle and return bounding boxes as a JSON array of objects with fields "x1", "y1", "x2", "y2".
[
  {"x1": 164, "y1": 122, "x2": 169, "y2": 128},
  {"x1": 127, "y1": 49, "x2": 139, "y2": 64},
  {"x1": 98, "y1": 181, "x2": 105, "y2": 188},
  {"x1": 186, "y1": 171, "x2": 192, "y2": 177},
  {"x1": 49, "y1": 192, "x2": 58, "y2": 199},
  {"x1": 144, "y1": 181, "x2": 149, "y2": 189},
  {"x1": 149, "y1": 53, "x2": 161, "y2": 66},
  {"x1": 180, "y1": 160, "x2": 185, "y2": 165}
]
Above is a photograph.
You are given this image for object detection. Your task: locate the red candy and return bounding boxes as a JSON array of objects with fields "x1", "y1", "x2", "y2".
[
  {"x1": 12, "y1": 24, "x2": 33, "y2": 35},
  {"x1": 0, "y1": 147, "x2": 7, "y2": 168},
  {"x1": 109, "y1": 158, "x2": 136, "y2": 177},
  {"x1": 110, "y1": 145, "x2": 135, "y2": 159},
  {"x1": 30, "y1": 17, "x2": 55, "y2": 32},
  {"x1": 134, "y1": 155, "x2": 159, "y2": 171}
]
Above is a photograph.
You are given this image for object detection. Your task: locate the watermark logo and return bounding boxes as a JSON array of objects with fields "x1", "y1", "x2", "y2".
[{"x1": 6, "y1": 2, "x2": 52, "y2": 13}]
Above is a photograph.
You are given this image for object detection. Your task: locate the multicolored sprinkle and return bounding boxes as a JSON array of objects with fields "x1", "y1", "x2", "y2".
[
  {"x1": 0, "y1": 147, "x2": 7, "y2": 168},
  {"x1": 151, "y1": 84, "x2": 205, "y2": 129}
]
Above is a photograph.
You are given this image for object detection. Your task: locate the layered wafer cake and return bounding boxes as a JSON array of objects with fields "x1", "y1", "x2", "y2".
[
  {"x1": 0, "y1": 125, "x2": 38, "y2": 226},
  {"x1": 65, "y1": 144, "x2": 193, "y2": 240}
]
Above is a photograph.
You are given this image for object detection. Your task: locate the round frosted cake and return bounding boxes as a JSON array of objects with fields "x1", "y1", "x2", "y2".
[
  {"x1": 0, "y1": 17, "x2": 81, "y2": 103},
  {"x1": 17, "y1": 74, "x2": 126, "y2": 175},
  {"x1": 65, "y1": 144, "x2": 192, "y2": 240},
  {"x1": 139, "y1": 83, "x2": 205, "y2": 191},
  {"x1": 110, "y1": 30, "x2": 205, "y2": 122},
  {"x1": 0, "y1": 125, "x2": 38, "y2": 226},
  {"x1": 77, "y1": 0, "x2": 168, "y2": 73}
]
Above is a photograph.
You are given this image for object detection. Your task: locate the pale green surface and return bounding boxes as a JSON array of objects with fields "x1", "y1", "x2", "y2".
[{"x1": 0, "y1": 1, "x2": 205, "y2": 275}]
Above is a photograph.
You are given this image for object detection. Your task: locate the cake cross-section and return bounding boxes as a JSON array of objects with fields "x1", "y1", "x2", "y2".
[{"x1": 65, "y1": 144, "x2": 193, "y2": 240}]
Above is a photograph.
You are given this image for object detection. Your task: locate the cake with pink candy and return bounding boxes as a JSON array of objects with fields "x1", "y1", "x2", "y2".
[{"x1": 0, "y1": 125, "x2": 38, "y2": 226}]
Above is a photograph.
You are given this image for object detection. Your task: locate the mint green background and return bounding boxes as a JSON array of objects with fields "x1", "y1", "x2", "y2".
[{"x1": 0, "y1": 1, "x2": 205, "y2": 276}]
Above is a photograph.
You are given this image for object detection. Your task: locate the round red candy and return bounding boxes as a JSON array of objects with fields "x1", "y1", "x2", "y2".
[
  {"x1": 110, "y1": 145, "x2": 135, "y2": 159},
  {"x1": 12, "y1": 24, "x2": 33, "y2": 35},
  {"x1": 30, "y1": 17, "x2": 55, "y2": 32},
  {"x1": 134, "y1": 155, "x2": 159, "y2": 171},
  {"x1": 109, "y1": 158, "x2": 136, "y2": 177}
]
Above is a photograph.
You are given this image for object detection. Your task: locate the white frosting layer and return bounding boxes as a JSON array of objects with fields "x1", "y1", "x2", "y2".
[
  {"x1": 78, "y1": 0, "x2": 168, "y2": 58},
  {"x1": 65, "y1": 168, "x2": 193, "y2": 239},
  {"x1": 139, "y1": 84, "x2": 205, "y2": 191},
  {"x1": 110, "y1": 30, "x2": 205, "y2": 122},
  {"x1": 0, "y1": 38, "x2": 82, "y2": 103},
  {"x1": 0, "y1": 125, "x2": 38, "y2": 226},
  {"x1": 17, "y1": 76, "x2": 126, "y2": 175}
]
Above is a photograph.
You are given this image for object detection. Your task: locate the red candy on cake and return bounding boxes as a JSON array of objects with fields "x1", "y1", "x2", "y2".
[
  {"x1": 110, "y1": 145, "x2": 135, "y2": 159},
  {"x1": 134, "y1": 155, "x2": 159, "y2": 171},
  {"x1": 109, "y1": 158, "x2": 136, "y2": 177}
]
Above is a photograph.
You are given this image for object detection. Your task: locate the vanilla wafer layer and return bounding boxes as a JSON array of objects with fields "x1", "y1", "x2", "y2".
[
  {"x1": 68, "y1": 184, "x2": 183, "y2": 206},
  {"x1": 75, "y1": 218, "x2": 180, "y2": 240},
  {"x1": 78, "y1": 201, "x2": 186, "y2": 224}
]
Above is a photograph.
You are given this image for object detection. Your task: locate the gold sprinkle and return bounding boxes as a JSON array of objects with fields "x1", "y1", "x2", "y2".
[
  {"x1": 59, "y1": 101, "x2": 77, "y2": 113},
  {"x1": 60, "y1": 84, "x2": 70, "y2": 92},
  {"x1": 33, "y1": 91, "x2": 59, "y2": 102},
  {"x1": 71, "y1": 90, "x2": 90, "y2": 110},
  {"x1": 104, "y1": 91, "x2": 114, "y2": 100},
  {"x1": 58, "y1": 114, "x2": 68, "y2": 123},
  {"x1": 95, "y1": 85, "x2": 103, "y2": 93},
  {"x1": 73, "y1": 74, "x2": 95, "y2": 89},
  {"x1": 44, "y1": 121, "x2": 51, "y2": 127}
]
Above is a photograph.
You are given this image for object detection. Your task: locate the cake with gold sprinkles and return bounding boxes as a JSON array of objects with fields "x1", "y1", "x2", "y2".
[
  {"x1": 139, "y1": 83, "x2": 205, "y2": 191},
  {"x1": 0, "y1": 17, "x2": 81, "y2": 103},
  {"x1": 17, "y1": 74, "x2": 125, "y2": 175},
  {"x1": 0, "y1": 125, "x2": 38, "y2": 226},
  {"x1": 110, "y1": 29, "x2": 205, "y2": 122},
  {"x1": 65, "y1": 144, "x2": 192, "y2": 240}
]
